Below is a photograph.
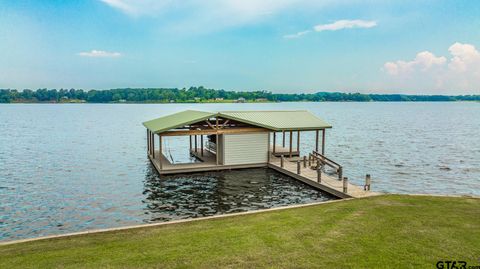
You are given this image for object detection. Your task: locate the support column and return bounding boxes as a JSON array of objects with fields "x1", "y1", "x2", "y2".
[
  {"x1": 297, "y1": 130, "x2": 300, "y2": 154},
  {"x1": 147, "y1": 130, "x2": 150, "y2": 155},
  {"x1": 151, "y1": 132, "x2": 155, "y2": 159},
  {"x1": 216, "y1": 133, "x2": 219, "y2": 165},
  {"x1": 322, "y1": 129, "x2": 326, "y2": 155},
  {"x1": 315, "y1": 130, "x2": 319, "y2": 153},
  {"x1": 273, "y1": 132, "x2": 276, "y2": 154},
  {"x1": 289, "y1": 130, "x2": 293, "y2": 158},
  {"x1": 159, "y1": 135, "x2": 162, "y2": 169},
  {"x1": 282, "y1": 131, "x2": 285, "y2": 147},
  {"x1": 200, "y1": 135, "x2": 204, "y2": 156},
  {"x1": 189, "y1": 135, "x2": 192, "y2": 152},
  {"x1": 194, "y1": 135, "x2": 198, "y2": 153},
  {"x1": 267, "y1": 131, "x2": 271, "y2": 162}
]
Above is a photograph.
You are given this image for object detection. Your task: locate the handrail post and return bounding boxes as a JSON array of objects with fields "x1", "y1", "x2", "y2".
[
  {"x1": 338, "y1": 167, "x2": 343, "y2": 180},
  {"x1": 343, "y1": 177, "x2": 348, "y2": 193},
  {"x1": 365, "y1": 174, "x2": 371, "y2": 191},
  {"x1": 303, "y1": 156, "x2": 307, "y2": 168},
  {"x1": 308, "y1": 153, "x2": 312, "y2": 167},
  {"x1": 317, "y1": 167, "x2": 321, "y2": 183},
  {"x1": 280, "y1": 155, "x2": 284, "y2": 168},
  {"x1": 297, "y1": 160, "x2": 301, "y2": 174}
]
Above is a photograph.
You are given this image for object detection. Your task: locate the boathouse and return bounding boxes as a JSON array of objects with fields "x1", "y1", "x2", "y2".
[
  {"x1": 143, "y1": 110, "x2": 376, "y2": 198},
  {"x1": 143, "y1": 110, "x2": 331, "y2": 174}
]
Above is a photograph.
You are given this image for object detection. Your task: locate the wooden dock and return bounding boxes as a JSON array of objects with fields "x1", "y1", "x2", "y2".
[
  {"x1": 148, "y1": 150, "x2": 378, "y2": 198},
  {"x1": 267, "y1": 156, "x2": 379, "y2": 198}
]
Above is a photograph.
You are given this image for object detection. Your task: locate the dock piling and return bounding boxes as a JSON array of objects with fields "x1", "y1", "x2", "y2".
[
  {"x1": 338, "y1": 167, "x2": 343, "y2": 181},
  {"x1": 280, "y1": 155, "x2": 284, "y2": 168},
  {"x1": 317, "y1": 167, "x2": 321, "y2": 183},
  {"x1": 343, "y1": 177, "x2": 348, "y2": 193},
  {"x1": 303, "y1": 156, "x2": 307, "y2": 168},
  {"x1": 297, "y1": 160, "x2": 301, "y2": 174},
  {"x1": 365, "y1": 174, "x2": 371, "y2": 191},
  {"x1": 308, "y1": 154, "x2": 312, "y2": 167}
]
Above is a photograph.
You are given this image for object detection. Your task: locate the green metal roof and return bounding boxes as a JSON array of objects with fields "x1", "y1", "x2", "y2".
[
  {"x1": 143, "y1": 110, "x2": 331, "y2": 133},
  {"x1": 219, "y1": 110, "x2": 332, "y2": 131},
  {"x1": 143, "y1": 110, "x2": 215, "y2": 133}
]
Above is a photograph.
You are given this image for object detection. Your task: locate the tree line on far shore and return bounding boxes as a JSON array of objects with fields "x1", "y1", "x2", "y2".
[{"x1": 1, "y1": 87, "x2": 479, "y2": 103}]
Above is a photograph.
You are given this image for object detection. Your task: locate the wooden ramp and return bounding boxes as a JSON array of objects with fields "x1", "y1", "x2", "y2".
[{"x1": 268, "y1": 156, "x2": 380, "y2": 198}]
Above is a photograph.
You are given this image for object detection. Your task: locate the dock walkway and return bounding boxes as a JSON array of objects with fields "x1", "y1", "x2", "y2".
[{"x1": 268, "y1": 156, "x2": 379, "y2": 198}]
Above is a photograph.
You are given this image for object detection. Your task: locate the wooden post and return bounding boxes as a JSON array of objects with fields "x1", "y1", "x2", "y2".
[
  {"x1": 297, "y1": 160, "x2": 301, "y2": 174},
  {"x1": 343, "y1": 177, "x2": 348, "y2": 193},
  {"x1": 152, "y1": 132, "x2": 155, "y2": 159},
  {"x1": 273, "y1": 132, "x2": 276, "y2": 154},
  {"x1": 147, "y1": 130, "x2": 150, "y2": 155},
  {"x1": 297, "y1": 130, "x2": 300, "y2": 154},
  {"x1": 338, "y1": 167, "x2": 343, "y2": 180},
  {"x1": 189, "y1": 135, "x2": 192, "y2": 152},
  {"x1": 280, "y1": 155, "x2": 284, "y2": 168},
  {"x1": 267, "y1": 132, "x2": 271, "y2": 162},
  {"x1": 308, "y1": 154, "x2": 312, "y2": 167},
  {"x1": 303, "y1": 156, "x2": 307, "y2": 168},
  {"x1": 282, "y1": 131, "x2": 285, "y2": 147},
  {"x1": 317, "y1": 167, "x2": 321, "y2": 183},
  {"x1": 200, "y1": 135, "x2": 204, "y2": 157},
  {"x1": 216, "y1": 133, "x2": 219, "y2": 165},
  {"x1": 322, "y1": 129, "x2": 326, "y2": 155},
  {"x1": 159, "y1": 135, "x2": 162, "y2": 169},
  {"x1": 289, "y1": 131, "x2": 293, "y2": 157},
  {"x1": 194, "y1": 135, "x2": 197, "y2": 153},
  {"x1": 315, "y1": 130, "x2": 319, "y2": 152},
  {"x1": 365, "y1": 174, "x2": 371, "y2": 191}
]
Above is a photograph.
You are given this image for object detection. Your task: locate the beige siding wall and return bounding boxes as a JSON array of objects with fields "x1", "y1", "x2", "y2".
[{"x1": 223, "y1": 133, "x2": 268, "y2": 165}]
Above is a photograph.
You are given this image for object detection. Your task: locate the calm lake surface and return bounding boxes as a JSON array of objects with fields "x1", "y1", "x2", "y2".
[{"x1": 1, "y1": 102, "x2": 479, "y2": 241}]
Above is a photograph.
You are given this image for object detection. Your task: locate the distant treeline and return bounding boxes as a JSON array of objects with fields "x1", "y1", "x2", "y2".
[{"x1": 1, "y1": 87, "x2": 479, "y2": 103}]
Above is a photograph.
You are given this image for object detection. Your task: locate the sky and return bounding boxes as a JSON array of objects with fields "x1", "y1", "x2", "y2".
[{"x1": 0, "y1": 0, "x2": 479, "y2": 94}]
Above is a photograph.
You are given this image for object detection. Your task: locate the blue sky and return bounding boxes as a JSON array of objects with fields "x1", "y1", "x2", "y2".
[{"x1": 1, "y1": 0, "x2": 479, "y2": 94}]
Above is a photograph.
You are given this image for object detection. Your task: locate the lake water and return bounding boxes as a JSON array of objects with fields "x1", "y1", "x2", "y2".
[{"x1": 1, "y1": 102, "x2": 479, "y2": 241}]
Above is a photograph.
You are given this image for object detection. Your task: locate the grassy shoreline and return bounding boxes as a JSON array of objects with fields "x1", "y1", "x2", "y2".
[{"x1": 1, "y1": 194, "x2": 479, "y2": 268}]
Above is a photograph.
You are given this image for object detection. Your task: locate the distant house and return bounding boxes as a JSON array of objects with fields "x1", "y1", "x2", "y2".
[
  {"x1": 235, "y1": 97, "x2": 246, "y2": 103},
  {"x1": 215, "y1": 98, "x2": 224, "y2": 101},
  {"x1": 194, "y1": 97, "x2": 201, "y2": 102}
]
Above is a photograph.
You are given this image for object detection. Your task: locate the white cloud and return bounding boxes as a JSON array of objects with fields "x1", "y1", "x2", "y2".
[
  {"x1": 100, "y1": 0, "x2": 338, "y2": 33},
  {"x1": 283, "y1": 30, "x2": 311, "y2": 39},
  {"x1": 383, "y1": 42, "x2": 480, "y2": 92},
  {"x1": 100, "y1": 0, "x2": 300, "y2": 18},
  {"x1": 283, "y1": 19, "x2": 377, "y2": 39},
  {"x1": 448, "y1": 42, "x2": 480, "y2": 73},
  {"x1": 383, "y1": 51, "x2": 446, "y2": 75},
  {"x1": 313, "y1": 19, "x2": 377, "y2": 32},
  {"x1": 77, "y1": 50, "x2": 122, "y2": 58}
]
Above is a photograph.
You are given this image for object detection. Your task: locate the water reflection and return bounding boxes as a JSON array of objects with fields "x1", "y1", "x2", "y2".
[{"x1": 142, "y1": 165, "x2": 336, "y2": 222}]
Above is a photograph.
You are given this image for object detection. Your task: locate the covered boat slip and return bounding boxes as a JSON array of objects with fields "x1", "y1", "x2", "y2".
[
  {"x1": 143, "y1": 110, "x2": 377, "y2": 198},
  {"x1": 143, "y1": 110, "x2": 331, "y2": 173}
]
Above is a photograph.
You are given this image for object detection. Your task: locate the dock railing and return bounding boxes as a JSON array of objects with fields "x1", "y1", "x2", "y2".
[{"x1": 310, "y1": 150, "x2": 343, "y2": 180}]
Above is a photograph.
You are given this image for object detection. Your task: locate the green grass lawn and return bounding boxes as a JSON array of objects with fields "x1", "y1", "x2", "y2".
[{"x1": 1, "y1": 195, "x2": 479, "y2": 268}]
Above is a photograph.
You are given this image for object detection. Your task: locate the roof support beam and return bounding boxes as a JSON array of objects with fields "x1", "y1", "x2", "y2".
[{"x1": 160, "y1": 127, "x2": 268, "y2": 137}]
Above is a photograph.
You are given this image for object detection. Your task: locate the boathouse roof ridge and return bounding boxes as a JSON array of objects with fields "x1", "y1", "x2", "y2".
[
  {"x1": 143, "y1": 110, "x2": 331, "y2": 133},
  {"x1": 218, "y1": 110, "x2": 332, "y2": 131},
  {"x1": 143, "y1": 110, "x2": 215, "y2": 134}
]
